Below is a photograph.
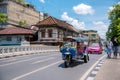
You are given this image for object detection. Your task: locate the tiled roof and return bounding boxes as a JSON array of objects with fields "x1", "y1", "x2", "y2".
[
  {"x1": 0, "y1": 27, "x2": 34, "y2": 35},
  {"x1": 36, "y1": 16, "x2": 78, "y2": 32}
]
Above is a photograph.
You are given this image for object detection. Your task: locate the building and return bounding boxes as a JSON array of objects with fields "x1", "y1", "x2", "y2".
[
  {"x1": 0, "y1": 0, "x2": 49, "y2": 29},
  {"x1": 0, "y1": 0, "x2": 50, "y2": 46},
  {"x1": 35, "y1": 16, "x2": 79, "y2": 45},
  {"x1": 82, "y1": 30, "x2": 100, "y2": 44},
  {"x1": 0, "y1": 27, "x2": 35, "y2": 46}
]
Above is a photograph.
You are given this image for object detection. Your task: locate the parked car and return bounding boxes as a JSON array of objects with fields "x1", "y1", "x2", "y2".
[{"x1": 87, "y1": 43, "x2": 102, "y2": 54}]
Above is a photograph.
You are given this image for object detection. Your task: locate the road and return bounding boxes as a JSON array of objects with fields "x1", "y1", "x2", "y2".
[{"x1": 0, "y1": 52, "x2": 106, "y2": 80}]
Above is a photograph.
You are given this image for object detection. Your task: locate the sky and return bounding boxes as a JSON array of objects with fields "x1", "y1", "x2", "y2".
[{"x1": 25, "y1": 0, "x2": 119, "y2": 39}]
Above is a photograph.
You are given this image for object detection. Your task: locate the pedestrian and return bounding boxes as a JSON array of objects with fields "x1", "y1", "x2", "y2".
[
  {"x1": 112, "y1": 37, "x2": 119, "y2": 58},
  {"x1": 105, "y1": 39, "x2": 113, "y2": 58}
]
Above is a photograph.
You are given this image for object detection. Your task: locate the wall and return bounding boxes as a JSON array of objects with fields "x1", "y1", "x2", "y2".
[
  {"x1": 0, "y1": 35, "x2": 24, "y2": 46},
  {"x1": 7, "y1": 1, "x2": 40, "y2": 26},
  {"x1": 38, "y1": 27, "x2": 58, "y2": 40}
]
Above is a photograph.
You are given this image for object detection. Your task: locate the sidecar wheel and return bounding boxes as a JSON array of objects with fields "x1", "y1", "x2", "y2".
[
  {"x1": 64, "y1": 61, "x2": 68, "y2": 68},
  {"x1": 84, "y1": 55, "x2": 87, "y2": 63},
  {"x1": 87, "y1": 55, "x2": 89, "y2": 61}
]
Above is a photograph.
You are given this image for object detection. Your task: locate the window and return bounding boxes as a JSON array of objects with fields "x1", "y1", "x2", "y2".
[
  {"x1": 48, "y1": 29, "x2": 52, "y2": 38},
  {"x1": 6, "y1": 36, "x2": 11, "y2": 41},
  {"x1": 0, "y1": 6, "x2": 7, "y2": 13},
  {"x1": 91, "y1": 34, "x2": 96, "y2": 38},
  {"x1": 17, "y1": 37, "x2": 21, "y2": 42},
  {"x1": 41, "y1": 29, "x2": 45, "y2": 38}
]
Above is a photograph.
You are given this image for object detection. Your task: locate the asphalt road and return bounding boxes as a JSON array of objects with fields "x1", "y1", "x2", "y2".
[{"x1": 0, "y1": 52, "x2": 105, "y2": 80}]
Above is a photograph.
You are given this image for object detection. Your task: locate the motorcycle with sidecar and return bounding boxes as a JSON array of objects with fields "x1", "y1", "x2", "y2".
[{"x1": 60, "y1": 37, "x2": 89, "y2": 67}]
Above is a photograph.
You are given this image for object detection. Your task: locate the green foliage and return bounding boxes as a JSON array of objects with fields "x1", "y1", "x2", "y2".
[
  {"x1": 19, "y1": 20, "x2": 27, "y2": 27},
  {"x1": 0, "y1": 13, "x2": 7, "y2": 24},
  {"x1": 16, "y1": 0, "x2": 27, "y2": 7},
  {"x1": 107, "y1": 3, "x2": 120, "y2": 43},
  {"x1": 108, "y1": 4, "x2": 120, "y2": 21}
]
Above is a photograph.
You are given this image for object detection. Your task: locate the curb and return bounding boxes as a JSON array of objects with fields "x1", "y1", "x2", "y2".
[
  {"x1": 86, "y1": 60, "x2": 105, "y2": 80},
  {"x1": 0, "y1": 50, "x2": 60, "y2": 59}
]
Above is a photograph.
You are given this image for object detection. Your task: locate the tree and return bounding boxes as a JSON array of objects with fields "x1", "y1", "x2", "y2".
[
  {"x1": 19, "y1": 20, "x2": 27, "y2": 27},
  {"x1": 0, "y1": 13, "x2": 7, "y2": 24},
  {"x1": 16, "y1": 0, "x2": 27, "y2": 7},
  {"x1": 107, "y1": 3, "x2": 120, "y2": 43}
]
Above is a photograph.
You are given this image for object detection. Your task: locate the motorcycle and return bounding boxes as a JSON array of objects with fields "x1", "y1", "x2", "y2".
[
  {"x1": 61, "y1": 42, "x2": 89, "y2": 68},
  {"x1": 60, "y1": 37, "x2": 89, "y2": 67},
  {"x1": 61, "y1": 47, "x2": 74, "y2": 67}
]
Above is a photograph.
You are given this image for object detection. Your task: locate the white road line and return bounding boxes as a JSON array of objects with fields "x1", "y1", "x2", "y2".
[
  {"x1": 0, "y1": 59, "x2": 16, "y2": 63},
  {"x1": 32, "y1": 57, "x2": 54, "y2": 64},
  {"x1": 0, "y1": 56, "x2": 48, "y2": 67},
  {"x1": 79, "y1": 55, "x2": 106, "y2": 80},
  {"x1": 12, "y1": 60, "x2": 63, "y2": 80}
]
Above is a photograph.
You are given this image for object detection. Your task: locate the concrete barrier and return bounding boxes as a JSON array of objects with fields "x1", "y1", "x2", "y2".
[{"x1": 0, "y1": 45, "x2": 60, "y2": 58}]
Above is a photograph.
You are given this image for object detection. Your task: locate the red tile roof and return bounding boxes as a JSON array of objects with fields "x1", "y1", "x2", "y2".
[
  {"x1": 36, "y1": 16, "x2": 78, "y2": 32},
  {"x1": 0, "y1": 27, "x2": 34, "y2": 35}
]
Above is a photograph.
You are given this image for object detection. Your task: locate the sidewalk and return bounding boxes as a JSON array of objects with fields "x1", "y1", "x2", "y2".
[{"x1": 94, "y1": 57, "x2": 120, "y2": 80}]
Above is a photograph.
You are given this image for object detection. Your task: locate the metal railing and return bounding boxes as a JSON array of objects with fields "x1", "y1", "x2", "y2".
[{"x1": 0, "y1": 45, "x2": 59, "y2": 58}]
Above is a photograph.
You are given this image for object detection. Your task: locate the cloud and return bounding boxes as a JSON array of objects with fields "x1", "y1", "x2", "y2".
[
  {"x1": 118, "y1": 2, "x2": 120, "y2": 4},
  {"x1": 39, "y1": 0, "x2": 45, "y2": 3},
  {"x1": 109, "y1": 6, "x2": 114, "y2": 11},
  {"x1": 73, "y1": 3, "x2": 94, "y2": 15},
  {"x1": 93, "y1": 21, "x2": 108, "y2": 39},
  {"x1": 61, "y1": 12, "x2": 86, "y2": 30},
  {"x1": 109, "y1": 2, "x2": 120, "y2": 11}
]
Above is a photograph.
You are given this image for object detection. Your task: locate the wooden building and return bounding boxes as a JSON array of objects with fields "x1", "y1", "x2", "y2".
[{"x1": 36, "y1": 16, "x2": 79, "y2": 45}]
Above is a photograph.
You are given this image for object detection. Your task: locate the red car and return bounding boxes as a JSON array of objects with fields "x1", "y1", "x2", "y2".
[{"x1": 87, "y1": 43, "x2": 102, "y2": 54}]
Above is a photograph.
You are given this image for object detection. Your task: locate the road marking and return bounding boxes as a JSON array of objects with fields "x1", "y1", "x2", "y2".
[
  {"x1": 79, "y1": 55, "x2": 106, "y2": 80},
  {"x1": 0, "y1": 56, "x2": 48, "y2": 67},
  {"x1": 32, "y1": 57, "x2": 54, "y2": 64},
  {"x1": 12, "y1": 60, "x2": 62, "y2": 80},
  {"x1": 0, "y1": 59, "x2": 16, "y2": 63}
]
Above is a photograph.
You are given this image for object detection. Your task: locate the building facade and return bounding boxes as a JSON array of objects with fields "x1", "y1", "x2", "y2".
[
  {"x1": 0, "y1": 27, "x2": 34, "y2": 46},
  {"x1": 82, "y1": 30, "x2": 100, "y2": 44},
  {"x1": 0, "y1": 0, "x2": 49, "y2": 29},
  {"x1": 36, "y1": 16, "x2": 79, "y2": 45}
]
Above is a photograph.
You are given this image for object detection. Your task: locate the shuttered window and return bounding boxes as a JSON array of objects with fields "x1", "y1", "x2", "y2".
[
  {"x1": 41, "y1": 29, "x2": 45, "y2": 38},
  {"x1": 48, "y1": 29, "x2": 52, "y2": 38}
]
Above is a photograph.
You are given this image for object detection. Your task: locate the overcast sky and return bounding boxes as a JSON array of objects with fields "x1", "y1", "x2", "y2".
[{"x1": 25, "y1": 0, "x2": 119, "y2": 39}]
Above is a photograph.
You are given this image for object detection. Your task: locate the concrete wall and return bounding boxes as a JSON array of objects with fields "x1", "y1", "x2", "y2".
[{"x1": 7, "y1": 1, "x2": 40, "y2": 26}]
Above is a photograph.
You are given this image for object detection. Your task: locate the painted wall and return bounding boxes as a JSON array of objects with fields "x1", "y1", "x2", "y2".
[{"x1": 0, "y1": 35, "x2": 29, "y2": 46}]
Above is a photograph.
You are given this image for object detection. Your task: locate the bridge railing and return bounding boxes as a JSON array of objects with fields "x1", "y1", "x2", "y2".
[{"x1": 0, "y1": 45, "x2": 60, "y2": 58}]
